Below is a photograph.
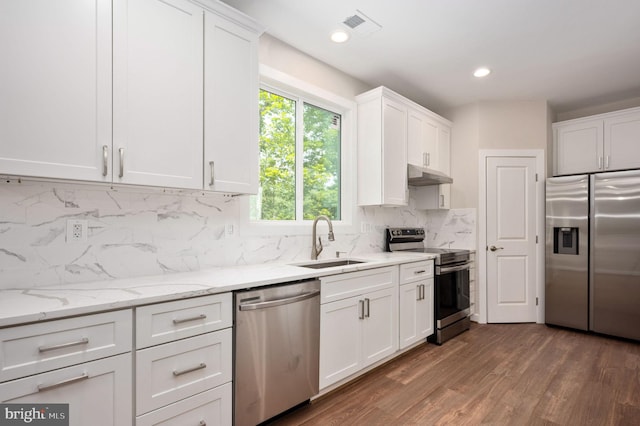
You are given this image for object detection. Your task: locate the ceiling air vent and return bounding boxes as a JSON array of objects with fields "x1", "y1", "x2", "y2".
[
  {"x1": 341, "y1": 10, "x2": 382, "y2": 37},
  {"x1": 343, "y1": 14, "x2": 365, "y2": 29}
]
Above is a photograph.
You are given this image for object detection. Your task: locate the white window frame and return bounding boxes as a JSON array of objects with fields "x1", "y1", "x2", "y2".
[{"x1": 240, "y1": 65, "x2": 357, "y2": 236}]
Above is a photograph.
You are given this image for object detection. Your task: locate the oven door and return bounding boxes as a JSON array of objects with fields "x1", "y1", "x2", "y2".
[{"x1": 435, "y1": 263, "x2": 470, "y2": 327}]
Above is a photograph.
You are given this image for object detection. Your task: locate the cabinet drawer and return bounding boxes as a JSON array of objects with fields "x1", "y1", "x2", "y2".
[
  {"x1": 0, "y1": 353, "x2": 132, "y2": 426},
  {"x1": 136, "y1": 382, "x2": 231, "y2": 426},
  {"x1": 136, "y1": 328, "x2": 232, "y2": 415},
  {"x1": 399, "y1": 260, "x2": 434, "y2": 284},
  {"x1": 0, "y1": 310, "x2": 132, "y2": 383},
  {"x1": 136, "y1": 293, "x2": 232, "y2": 348},
  {"x1": 321, "y1": 266, "x2": 397, "y2": 304}
]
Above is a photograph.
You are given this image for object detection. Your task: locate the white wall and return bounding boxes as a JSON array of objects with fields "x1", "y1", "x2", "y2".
[
  {"x1": 556, "y1": 95, "x2": 640, "y2": 121},
  {"x1": 448, "y1": 100, "x2": 550, "y2": 209}
]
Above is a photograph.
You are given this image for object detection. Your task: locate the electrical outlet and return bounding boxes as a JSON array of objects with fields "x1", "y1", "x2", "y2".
[
  {"x1": 225, "y1": 224, "x2": 234, "y2": 237},
  {"x1": 66, "y1": 219, "x2": 88, "y2": 242}
]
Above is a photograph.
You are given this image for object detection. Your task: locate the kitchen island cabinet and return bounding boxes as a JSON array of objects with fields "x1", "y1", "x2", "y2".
[{"x1": 553, "y1": 106, "x2": 640, "y2": 176}]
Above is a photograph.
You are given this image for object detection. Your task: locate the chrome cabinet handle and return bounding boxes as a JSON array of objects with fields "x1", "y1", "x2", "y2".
[
  {"x1": 38, "y1": 373, "x2": 89, "y2": 392},
  {"x1": 173, "y1": 314, "x2": 207, "y2": 324},
  {"x1": 489, "y1": 245, "x2": 504, "y2": 252},
  {"x1": 416, "y1": 284, "x2": 422, "y2": 301},
  {"x1": 598, "y1": 156, "x2": 603, "y2": 169},
  {"x1": 102, "y1": 145, "x2": 108, "y2": 177},
  {"x1": 365, "y1": 298, "x2": 370, "y2": 318},
  {"x1": 118, "y1": 148, "x2": 124, "y2": 178},
  {"x1": 605, "y1": 155, "x2": 610, "y2": 169},
  {"x1": 209, "y1": 161, "x2": 215, "y2": 186},
  {"x1": 440, "y1": 194, "x2": 445, "y2": 207},
  {"x1": 359, "y1": 300, "x2": 364, "y2": 320},
  {"x1": 414, "y1": 269, "x2": 426, "y2": 275},
  {"x1": 173, "y1": 362, "x2": 207, "y2": 377},
  {"x1": 38, "y1": 337, "x2": 89, "y2": 353}
]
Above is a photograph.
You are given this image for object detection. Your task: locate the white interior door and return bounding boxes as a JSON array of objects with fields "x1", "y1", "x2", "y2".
[{"x1": 486, "y1": 156, "x2": 538, "y2": 322}]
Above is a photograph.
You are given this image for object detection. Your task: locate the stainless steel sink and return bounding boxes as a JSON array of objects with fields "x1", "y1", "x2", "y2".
[{"x1": 295, "y1": 259, "x2": 367, "y2": 269}]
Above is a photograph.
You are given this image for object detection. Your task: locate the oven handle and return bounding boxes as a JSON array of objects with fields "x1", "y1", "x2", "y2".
[{"x1": 438, "y1": 263, "x2": 470, "y2": 274}]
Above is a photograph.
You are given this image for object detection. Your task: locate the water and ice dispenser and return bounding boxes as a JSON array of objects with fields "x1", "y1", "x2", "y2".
[{"x1": 553, "y1": 227, "x2": 579, "y2": 255}]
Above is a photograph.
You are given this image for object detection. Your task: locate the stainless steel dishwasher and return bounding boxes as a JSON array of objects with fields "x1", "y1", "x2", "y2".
[{"x1": 234, "y1": 279, "x2": 320, "y2": 426}]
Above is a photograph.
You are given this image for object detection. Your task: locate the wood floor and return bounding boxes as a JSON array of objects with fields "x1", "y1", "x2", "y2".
[{"x1": 269, "y1": 323, "x2": 640, "y2": 426}]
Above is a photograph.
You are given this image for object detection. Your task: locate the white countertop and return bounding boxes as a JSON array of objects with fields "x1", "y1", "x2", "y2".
[{"x1": 0, "y1": 252, "x2": 435, "y2": 328}]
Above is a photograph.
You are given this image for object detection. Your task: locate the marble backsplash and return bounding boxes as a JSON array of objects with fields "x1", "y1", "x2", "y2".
[
  {"x1": 0, "y1": 180, "x2": 478, "y2": 290},
  {"x1": 425, "y1": 208, "x2": 477, "y2": 250}
]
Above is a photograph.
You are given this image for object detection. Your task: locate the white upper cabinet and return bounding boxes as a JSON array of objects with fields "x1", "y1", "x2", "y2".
[
  {"x1": 604, "y1": 109, "x2": 640, "y2": 171},
  {"x1": 0, "y1": 0, "x2": 112, "y2": 182},
  {"x1": 407, "y1": 107, "x2": 450, "y2": 174},
  {"x1": 113, "y1": 0, "x2": 204, "y2": 189},
  {"x1": 356, "y1": 87, "x2": 408, "y2": 206},
  {"x1": 407, "y1": 108, "x2": 438, "y2": 169},
  {"x1": 554, "y1": 119, "x2": 603, "y2": 175},
  {"x1": 554, "y1": 107, "x2": 640, "y2": 176},
  {"x1": 1, "y1": 0, "x2": 262, "y2": 193},
  {"x1": 204, "y1": 10, "x2": 259, "y2": 194}
]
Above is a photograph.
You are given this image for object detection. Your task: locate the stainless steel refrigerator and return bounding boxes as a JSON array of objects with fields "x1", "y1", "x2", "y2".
[{"x1": 546, "y1": 169, "x2": 640, "y2": 341}]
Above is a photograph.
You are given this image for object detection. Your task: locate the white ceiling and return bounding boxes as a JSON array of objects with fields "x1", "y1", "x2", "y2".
[{"x1": 220, "y1": 0, "x2": 640, "y2": 116}]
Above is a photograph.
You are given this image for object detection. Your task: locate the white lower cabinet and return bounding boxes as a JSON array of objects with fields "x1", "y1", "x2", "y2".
[
  {"x1": 134, "y1": 293, "x2": 233, "y2": 425},
  {"x1": 1, "y1": 353, "x2": 132, "y2": 426},
  {"x1": 319, "y1": 267, "x2": 398, "y2": 389},
  {"x1": 136, "y1": 381, "x2": 232, "y2": 426},
  {"x1": 398, "y1": 260, "x2": 434, "y2": 348},
  {"x1": 0, "y1": 310, "x2": 133, "y2": 426}
]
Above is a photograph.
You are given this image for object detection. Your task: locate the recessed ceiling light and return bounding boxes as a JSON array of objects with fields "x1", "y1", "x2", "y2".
[
  {"x1": 330, "y1": 30, "x2": 350, "y2": 43},
  {"x1": 474, "y1": 67, "x2": 491, "y2": 78}
]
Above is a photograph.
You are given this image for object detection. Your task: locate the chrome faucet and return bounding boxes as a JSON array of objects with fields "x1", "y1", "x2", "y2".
[{"x1": 311, "y1": 215, "x2": 335, "y2": 260}]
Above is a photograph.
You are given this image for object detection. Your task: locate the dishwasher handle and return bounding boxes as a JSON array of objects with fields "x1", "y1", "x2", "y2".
[{"x1": 239, "y1": 289, "x2": 320, "y2": 311}]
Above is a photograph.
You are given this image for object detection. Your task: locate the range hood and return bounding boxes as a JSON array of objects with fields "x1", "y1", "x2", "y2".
[{"x1": 407, "y1": 164, "x2": 453, "y2": 186}]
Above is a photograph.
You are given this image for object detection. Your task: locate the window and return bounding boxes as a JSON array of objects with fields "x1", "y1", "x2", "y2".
[{"x1": 250, "y1": 88, "x2": 342, "y2": 221}]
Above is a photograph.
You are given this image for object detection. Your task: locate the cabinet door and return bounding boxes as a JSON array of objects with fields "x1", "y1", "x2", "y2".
[
  {"x1": 399, "y1": 279, "x2": 434, "y2": 349},
  {"x1": 417, "y1": 278, "x2": 434, "y2": 340},
  {"x1": 604, "y1": 110, "x2": 640, "y2": 171},
  {"x1": 319, "y1": 296, "x2": 361, "y2": 389},
  {"x1": 555, "y1": 120, "x2": 603, "y2": 175},
  {"x1": 0, "y1": 353, "x2": 132, "y2": 426},
  {"x1": 113, "y1": 0, "x2": 203, "y2": 189},
  {"x1": 204, "y1": 12, "x2": 259, "y2": 194},
  {"x1": 0, "y1": 0, "x2": 112, "y2": 182},
  {"x1": 408, "y1": 108, "x2": 438, "y2": 168},
  {"x1": 361, "y1": 287, "x2": 397, "y2": 368},
  {"x1": 399, "y1": 283, "x2": 420, "y2": 348},
  {"x1": 382, "y1": 97, "x2": 408, "y2": 206}
]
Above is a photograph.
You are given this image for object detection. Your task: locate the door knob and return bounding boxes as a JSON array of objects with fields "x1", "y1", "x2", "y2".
[{"x1": 489, "y1": 245, "x2": 504, "y2": 252}]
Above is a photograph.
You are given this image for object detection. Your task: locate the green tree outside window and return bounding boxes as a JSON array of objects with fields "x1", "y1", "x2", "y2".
[{"x1": 251, "y1": 89, "x2": 341, "y2": 221}]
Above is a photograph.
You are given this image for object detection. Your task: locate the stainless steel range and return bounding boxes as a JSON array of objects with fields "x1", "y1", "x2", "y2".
[{"x1": 386, "y1": 228, "x2": 471, "y2": 344}]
